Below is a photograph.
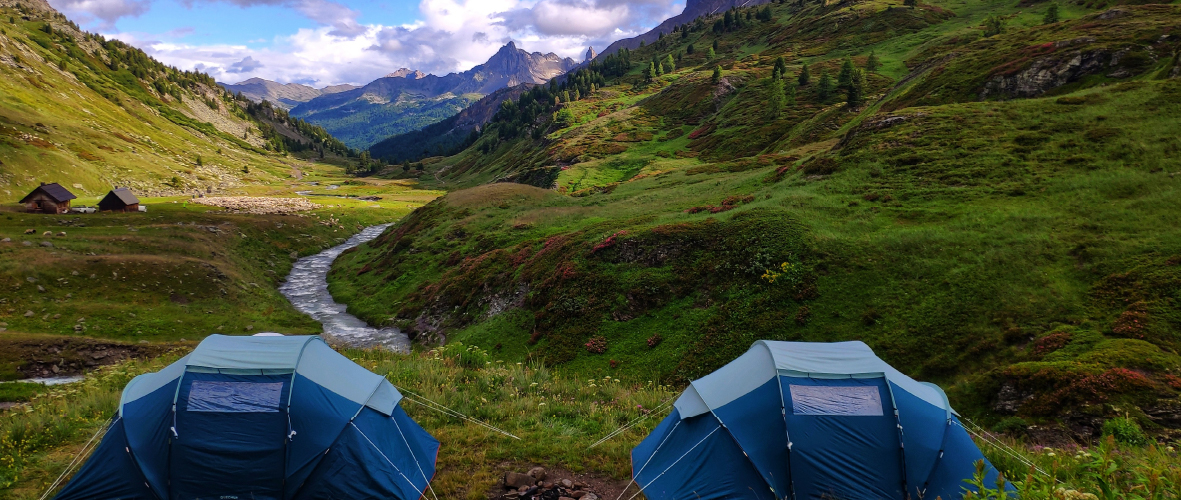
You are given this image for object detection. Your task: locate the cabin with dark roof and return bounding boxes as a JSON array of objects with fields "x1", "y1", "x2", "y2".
[
  {"x1": 98, "y1": 187, "x2": 140, "y2": 212},
  {"x1": 20, "y1": 183, "x2": 77, "y2": 214}
]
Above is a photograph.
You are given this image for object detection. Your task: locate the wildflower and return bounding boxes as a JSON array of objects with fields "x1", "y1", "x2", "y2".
[
  {"x1": 530, "y1": 382, "x2": 538, "y2": 387},
  {"x1": 1047, "y1": 452, "x2": 1056, "y2": 457},
  {"x1": 539, "y1": 403, "x2": 546, "y2": 406},
  {"x1": 1169, "y1": 446, "x2": 1176, "y2": 452}
]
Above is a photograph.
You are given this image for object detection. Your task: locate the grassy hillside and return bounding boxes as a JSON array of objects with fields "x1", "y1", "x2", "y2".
[
  {"x1": 330, "y1": 0, "x2": 1181, "y2": 442},
  {"x1": 0, "y1": 2, "x2": 356, "y2": 200}
]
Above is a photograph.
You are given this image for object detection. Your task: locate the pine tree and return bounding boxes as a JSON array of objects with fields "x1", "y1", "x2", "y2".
[
  {"x1": 1043, "y1": 3, "x2": 1060, "y2": 24},
  {"x1": 786, "y1": 81, "x2": 797, "y2": 107},
  {"x1": 707, "y1": 47, "x2": 716, "y2": 59},
  {"x1": 774, "y1": 56, "x2": 788, "y2": 78},
  {"x1": 687, "y1": 43, "x2": 696, "y2": 54},
  {"x1": 837, "y1": 57, "x2": 855, "y2": 91},
  {"x1": 866, "y1": 51, "x2": 881, "y2": 73},
  {"x1": 772, "y1": 67, "x2": 782, "y2": 81},
  {"x1": 846, "y1": 69, "x2": 866, "y2": 108},
  {"x1": 713, "y1": 40, "x2": 720, "y2": 52},
  {"x1": 983, "y1": 15, "x2": 1006, "y2": 37},
  {"x1": 768, "y1": 78, "x2": 785, "y2": 119},
  {"x1": 665, "y1": 54, "x2": 676, "y2": 73},
  {"x1": 798, "y1": 64, "x2": 811, "y2": 86},
  {"x1": 657, "y1": 62, "x2": 665, "y2": 76},
  {"x1": 817, "y1": 70, "x2": 833, "y2": 103},
  {"x1": 647, "y1": 62, "x2": 656, "y2": 82},
  {"x1": 712, "y1": 65, "x2": 723, "y2": 84},
  {"x1": 573, "y1": 88, "x2": 580, "y2": 100}
]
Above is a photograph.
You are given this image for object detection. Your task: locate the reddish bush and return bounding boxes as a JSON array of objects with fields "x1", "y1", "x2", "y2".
[
  {"x1": 647, "y1": 333, "x2": 663, "y2": 348},
  {"x1": 1112, "y1": 303, "x2": 1150, "y2": 339},
  {"x1": 591, "y1": 230, "x2": 628, "y2": 254},
  {"x1": 1031, "y1": 331, "x2": 1072, "y2": 356},
  {"x1": 585, "y1": 336, "x2": 608, "y2": 354}
]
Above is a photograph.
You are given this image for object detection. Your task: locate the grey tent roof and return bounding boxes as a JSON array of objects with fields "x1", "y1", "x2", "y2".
[
  {"x1": 20, "y1": 183, "x2": 77, "y2": 203},
  {"x1": 673, "y1": 341, "x2": 954, "y2": 419},
  {"x1": 118, "y1": 335, "x2": 402, "y2": 416},
  {"x1": 104, "y1": 187, "x2": 140, "y2": 205}
]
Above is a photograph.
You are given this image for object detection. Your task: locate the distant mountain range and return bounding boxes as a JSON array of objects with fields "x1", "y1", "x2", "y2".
[
  {"x1": 218, "y1": 78, "x2": 358, "y2": 111},
  {"x1": 283, "y1": 42, "x2": 578, "y2": 150}
]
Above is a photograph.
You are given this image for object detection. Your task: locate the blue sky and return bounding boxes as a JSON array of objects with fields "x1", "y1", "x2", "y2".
[{"x1": 46, "y1": 0, "x2": 684, "y2": 87}]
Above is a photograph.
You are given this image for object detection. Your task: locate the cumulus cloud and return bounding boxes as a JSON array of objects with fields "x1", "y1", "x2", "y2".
[
  {"x1": 113, "y1": 0, "x2": 685, "y2": 87},
  {"x1": 227, "y1": 55, "x2": 264, "y2": 73},
  {"x1": 48, "y1": 0, "x2": 151, "y2": 29}
]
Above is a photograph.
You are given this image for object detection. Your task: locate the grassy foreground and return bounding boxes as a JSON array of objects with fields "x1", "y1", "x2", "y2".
[{"x1": 2, "y1": 346, "x2": 1179, "y2": 500}]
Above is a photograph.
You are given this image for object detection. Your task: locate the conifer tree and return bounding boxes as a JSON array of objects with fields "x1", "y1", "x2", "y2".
[
  {"x1": 647, "y1": 62, "x2": 656, "y2": 82},
  {"x1": 787, "y1": 81, "x2": 797, "y2": 107},
  {"x1": 846, "y1": 69, "x2": 866, "y2": 108},
  {"x1": 798, "y1": 64, "x2": 811, "y2": 86},
  {"x1": 707, "y1": 47, "x2": 716, "y2": 59},
  {"x1": 774, "y1": 56, "x2": 788, "y2": 77},
  {"x1": 837, "y1": 57, "x2": 855, "y2": 91},
  {"x1": 712, "y1": 65, "x2": 723, "y2": 84},
  {"x1": 687, "y1": 43, "x2": 696, "y2": 54},
  {"x1": 665, "y1": 54, "x2": 676, "y2": 73},
  {"x1": 657, "y1": 62, "x2": 665, "y2": 76},
  {"x1": 817, "y1": 70, "x2": 833, "y2": 103},
  {"x1": 1043, "y1": 3, "x2": 1060, "y2": 24},
  {"x1": 768, "y1": 78, "x2": 785, "y2": 119},
  {"x1": 866, "y1": 51, "x2": 881, "y2": 73}
]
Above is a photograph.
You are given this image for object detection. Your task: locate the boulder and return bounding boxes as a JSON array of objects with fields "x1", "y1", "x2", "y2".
[
  {"x1": 527, "y1": 467, "x2": 547, "y2": 481},
  {"x1": 561, "y1": 479, "x2": 574, "y2": 489},
  {"x1": 504, "y1": 472, "x2": 536, "y2": 489}
]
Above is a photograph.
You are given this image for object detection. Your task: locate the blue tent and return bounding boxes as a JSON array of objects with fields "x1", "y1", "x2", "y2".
[
  {"x1": 55, "y1": 335, "x2": 438, "y2": 500},
  {"x1": 632, "y1": 341, "x2": 1009, "y2": 500}
]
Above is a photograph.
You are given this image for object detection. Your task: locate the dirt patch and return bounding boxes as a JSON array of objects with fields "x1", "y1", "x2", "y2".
[
  {"x1": 488, "y1": 465, "x2": 631, "y2": 500},
  {"x1": 0, "y1": 333, "x2": 172, "y2": 381}
]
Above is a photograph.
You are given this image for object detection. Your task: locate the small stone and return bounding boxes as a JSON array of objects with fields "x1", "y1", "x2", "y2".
[
  {"x1": 24, "y1": 311, "x2": 34, "y2": 317},
  {"x1": 527, "y1": 467, "x2": 547, "y2": 482},
  {"x1": 560, "y1": 498, "x2": 574, "y2": 500},
  {"x1": 65, "y1": 293, "x2": 71, "y2": 298},
  {"x1": 129, "y1": 313, "x2": 136, "y2": 318},
  {"x1": 290, "y1": 251, "x2": 299, "y2": 259},
  {"x1": 561, "y1": 479, "x2": 573, "y2": 489},
  {"x1": 74, "y1": 325, "x2": 83, "y2": 331},
  {"x1": 37, "y1": 285, "x2": 45, "y2": 292},
  {"x1": 22, "y1": 241, "x2": 32, "y2": 246},
  {"x1": 71, "y1": 271, "x2": 79, "y2": 276},
  {"x1": 40, "y1": 241, "x2": 53, "y2": 248},
  {"x1": 51, "y1": 364, "x2": 59, "y2": 373},
  {"x1": 246, "y1": 325, "x2": 254, "y2": 331},
  {"x1": 582, "y1": 494, "x2": 599, "y2": 500},
  {"x1": 138, "y1": 340, "x2": 149, "y2": 344},
  {"x1": 570, "y1": 493, "x2": 587, "y2": 499},
  {"x1": 1, "y1": 238, "x2": 10, "y2": 243},
  {"x1": 57, "y1": 231, "x2": 66, "y2": 237},
  {"x1": 52, "y1": 314, "x2": 61, "y2": 319}
]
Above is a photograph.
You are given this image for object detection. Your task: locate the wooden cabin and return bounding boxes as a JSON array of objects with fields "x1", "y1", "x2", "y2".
[
  {"x1": 20, "y1": 182, "x2": 77, "y2": 214},
  {"x1": 98, "y1": 187, "x2": 140, "y2": 212}
]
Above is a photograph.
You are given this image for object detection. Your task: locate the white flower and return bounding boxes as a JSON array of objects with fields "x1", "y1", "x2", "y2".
[
  {"x1": 1047, "y1": 452, "x2": 1056, "y2": 457},
  {"x1": 538, "y1": 403, "x2": 546, "y2": 406}
]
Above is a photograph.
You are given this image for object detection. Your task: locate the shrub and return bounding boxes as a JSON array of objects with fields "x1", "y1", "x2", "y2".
[
  {"x1": 1101, "y1": 417, "x2": 1148, "y2": 447},
  {"x1": 647, "y1": 334, "x2": 663, "y2": 348},
  {"x1": 585, "y1": 336, "x2": 608, "y2": 354},
  {"x1": 991, "y1": 416, "x2": 1029, "y2": 435}
]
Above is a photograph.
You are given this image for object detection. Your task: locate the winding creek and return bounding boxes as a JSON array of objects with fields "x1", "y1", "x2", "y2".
[{"x1": 279, "y1": 224, "x2": 411, "y2": 352}]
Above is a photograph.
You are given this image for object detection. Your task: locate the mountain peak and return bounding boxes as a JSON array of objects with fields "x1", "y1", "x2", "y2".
[
  {"x1": 386, "y1": 68, "x2": 426, "y2": 79},
  {"x1": 585, "y1": 46, "x2": 598, "y2": 62}
]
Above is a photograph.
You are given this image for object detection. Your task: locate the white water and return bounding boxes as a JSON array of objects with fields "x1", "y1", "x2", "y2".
[
  {"x1": 4, "y1": 376, "x2": 85, "y2": 385},
  {"x1": 279, "y1": 224, "x2": 411, "y2": 352}
]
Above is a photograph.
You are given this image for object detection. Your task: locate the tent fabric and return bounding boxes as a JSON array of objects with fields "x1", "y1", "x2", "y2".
[
  {"x1": 635, "y1": 341, "x2": 1010, "y2": 500},
  {"x1": 55, "y1": 335, "x2": 438, "y2": 500}
]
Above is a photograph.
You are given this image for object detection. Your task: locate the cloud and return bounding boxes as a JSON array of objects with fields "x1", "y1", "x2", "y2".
[
  {"x1": 48, "y1": 0, "x2": 151, "y2": 29},
  {"x1": 114, "y1": 0, "x2": 685, "y2": 87},
  {"x1": 227, "y1": 55, "x2": 264, "y2": 73}
]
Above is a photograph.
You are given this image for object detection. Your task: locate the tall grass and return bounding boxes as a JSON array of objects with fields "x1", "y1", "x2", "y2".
[{"x1": 4, "y1": 347, "x2": 1178, "y2": 499}]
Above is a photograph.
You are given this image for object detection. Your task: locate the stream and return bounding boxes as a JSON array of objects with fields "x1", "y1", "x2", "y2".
[{"x1": 279, "y1": 224, "x2": 411, "y2": 352}]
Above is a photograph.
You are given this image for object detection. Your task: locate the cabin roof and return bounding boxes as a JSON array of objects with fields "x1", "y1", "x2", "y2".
[
  {"x1": 20, "y1": 183, "x2": 77, "y2": 203},
  {"x1": 104, "y1": 187, "x2": 140, "y2": 206}
]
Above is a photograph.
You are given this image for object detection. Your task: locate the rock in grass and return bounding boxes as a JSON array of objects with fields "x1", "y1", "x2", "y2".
[
  {"x1": 504, "y1": 472, "x2": 535, "y2": 489},
  {"x1": 527, "y1": 467, "x2": 547, "y2": 481},
  {"x1": 41, "y1": 241, "x2": 53, "y2": 248},
  {"x1": 24, "y1": 310, "x2": 34, "y2": 317}
]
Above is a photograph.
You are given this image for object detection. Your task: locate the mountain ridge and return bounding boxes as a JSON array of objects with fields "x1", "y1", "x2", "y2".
[
  {"x1": 289, "y1": 41, "x2": 578, "y2": 149},
  {"x1": 219, "y1": 78, "x2": 359, "y2": 111}
]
